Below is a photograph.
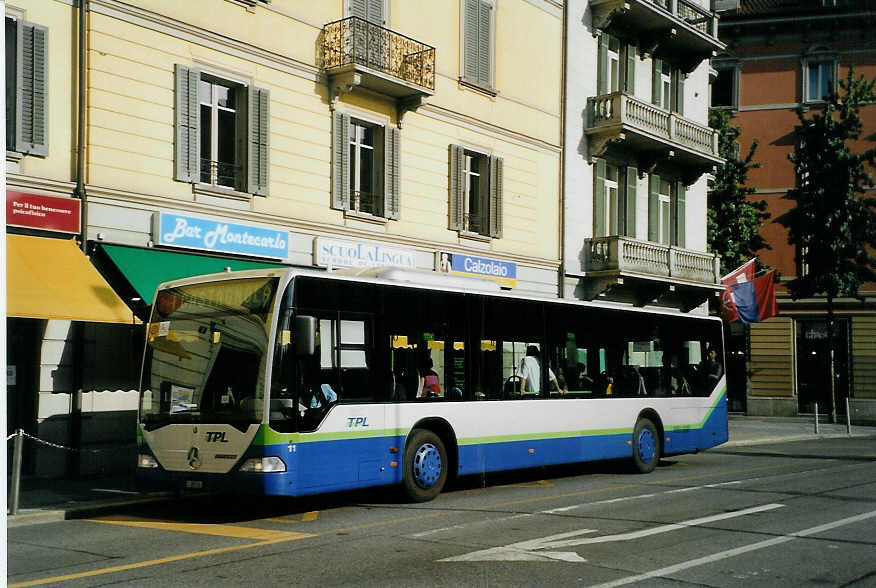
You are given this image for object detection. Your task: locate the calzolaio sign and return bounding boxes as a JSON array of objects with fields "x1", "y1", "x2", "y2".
[
  {"x1": 314, "y1": 237, "x2": 416, "y2": 269},
  {"x1": 436, "y1": 252, "x2": 517, "y2": 288},
  {"x1": 153, "y1": 212, "x2": 290, "y2": 259},
  {"x1": 6, "y1": 191, "x2": 81, "y2": 234}
]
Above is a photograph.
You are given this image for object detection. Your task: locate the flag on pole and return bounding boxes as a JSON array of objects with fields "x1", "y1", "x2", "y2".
[
  {"x1": 729, "y1": 271, "x2": 778, "y2": 324},
  {"x1": 720, "y1": 259, "x2": 756, "y2": 322}
]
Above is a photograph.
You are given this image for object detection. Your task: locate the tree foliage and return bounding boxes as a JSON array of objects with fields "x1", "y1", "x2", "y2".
[
  {"x1": 707, "y1": 109, "x2": 770, "y2": 275},
  {"x1": 783, "y1": 69, "x2": 876, "y2": 302}
]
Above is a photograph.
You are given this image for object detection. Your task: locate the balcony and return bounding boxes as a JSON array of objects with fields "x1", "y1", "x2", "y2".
[
  {"x1": 590, "y1": 0, "x2": 725, "y2": 72},
  {"x1": 322, "y1": 17, "x2": 435, "y2": 120},
  {"x1": 578, "y1": 236, "x2": 723, "y2": 310},
  {"x1": 586, "y1": 92, "x2": 722, "y2": 182}
]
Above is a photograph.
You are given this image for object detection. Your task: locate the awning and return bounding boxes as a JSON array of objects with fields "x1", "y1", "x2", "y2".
[
  {"x1": 100, "y1": 244, "x2": 286, "y2": 304},
  {"x1": 7, "y1": 234, "x2": 136, "y2": 323}
]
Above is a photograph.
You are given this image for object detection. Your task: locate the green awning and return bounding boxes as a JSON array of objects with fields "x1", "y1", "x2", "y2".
[{"x1": 101, "y1": 245, "x2": 286, "y2": 304}]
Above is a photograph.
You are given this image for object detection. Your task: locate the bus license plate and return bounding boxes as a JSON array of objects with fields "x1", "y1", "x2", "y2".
[{"x1": 185, "y1": 480, "x2": 203, "y2": 489}]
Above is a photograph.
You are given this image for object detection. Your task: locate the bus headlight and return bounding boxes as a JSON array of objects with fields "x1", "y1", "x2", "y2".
[
  {"x1": 239, "y1": 457, "x2": 286, "y2": 473},
  {"x1": 138, "y1": 454, "x2": 159, "y2": 468}
]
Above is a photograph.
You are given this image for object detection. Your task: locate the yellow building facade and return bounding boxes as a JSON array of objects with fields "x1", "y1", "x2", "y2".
[{"x1": 5, "y1": 0, "x2": 563, "y2": 475}]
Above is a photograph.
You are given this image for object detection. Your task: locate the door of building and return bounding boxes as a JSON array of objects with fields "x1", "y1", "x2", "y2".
[{"x1": 796, "y1": 319, "x2": 849, "y2": 416}]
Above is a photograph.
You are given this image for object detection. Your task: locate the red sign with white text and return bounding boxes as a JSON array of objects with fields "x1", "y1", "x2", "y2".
[{"x1": 6, "y1": 191, "x2": 81, "y2": 234}]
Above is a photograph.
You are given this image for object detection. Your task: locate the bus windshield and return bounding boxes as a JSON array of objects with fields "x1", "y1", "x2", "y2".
[{"x1": 139, "y1": 277, "x2": 279, "y2": 430}]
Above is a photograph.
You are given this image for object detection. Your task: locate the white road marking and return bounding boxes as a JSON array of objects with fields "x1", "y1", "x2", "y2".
[
  {"x1": 588, "y1": 509, "x2": 876, "y2": 587},
  {"x1": 440, "y1": 504, "x2": 784, "y2": 562}
]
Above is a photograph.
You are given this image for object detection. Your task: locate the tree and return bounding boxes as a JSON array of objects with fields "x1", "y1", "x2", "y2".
[
  {"x1": 783, "y1": 68, "x2": 876, "y2": 422},
  {"x1": 707, "y1": 109, "x2": 770, "y2": 276}
]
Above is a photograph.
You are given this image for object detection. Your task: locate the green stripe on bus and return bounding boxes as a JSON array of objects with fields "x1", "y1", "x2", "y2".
[{"x1": 458, "y1": 428, "x2": 631, "y2": 446}]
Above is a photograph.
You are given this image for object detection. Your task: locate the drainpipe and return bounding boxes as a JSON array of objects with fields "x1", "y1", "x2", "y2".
[
  {"x1": 557, "y1": 0, "x2": 568, "y2": 299},
  {"x1": 75, "y1": 0, "x2": 88, "y2": 252}
]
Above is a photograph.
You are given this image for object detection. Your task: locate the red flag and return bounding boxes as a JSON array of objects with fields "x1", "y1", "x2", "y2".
[
  {"x1": 727, "y1": 270, "x2": 778, "y2": 324},
  {"x1": 720, "y1": 259, "x2": 756, "y2": 322}
]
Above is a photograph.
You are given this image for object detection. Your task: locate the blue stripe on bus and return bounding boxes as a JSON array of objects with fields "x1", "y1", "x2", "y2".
[{"x1": 137, "y1": 395, "x2": 729, "y2": 497}]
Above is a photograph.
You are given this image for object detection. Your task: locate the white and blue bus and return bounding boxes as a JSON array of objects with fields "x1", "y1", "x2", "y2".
[{"x1": 136, "y1": 267, "x2": 728, "y2": 502}]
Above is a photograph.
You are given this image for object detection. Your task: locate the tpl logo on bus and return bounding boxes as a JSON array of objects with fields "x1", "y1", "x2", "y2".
[
  {"x1": 347, "y1": 417, "x2": 370, "y2": 428},
  {"x1": 206, "y1": 431, "x2": 229, "y2": 443}
]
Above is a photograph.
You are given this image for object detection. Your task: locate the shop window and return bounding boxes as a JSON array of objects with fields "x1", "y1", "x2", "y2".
[
  {"x1": 449, "y1": 144, "x2": 503, "y2": 238},
  {"x1": 6, "y1": 15, "x2": 48, "y2": 156},
  {"x1": 174, "y1": 64, "x2": 269, "y2": 196},
  {"x1": 331, "y1": 111, "x2": 401, "y2": 220}
]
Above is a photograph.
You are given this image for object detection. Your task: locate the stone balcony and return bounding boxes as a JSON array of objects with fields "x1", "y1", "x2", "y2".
[
  {"x1": 590, "y1": 0, "x2": 725, "y2": 72},
  {"x1": 578, "y1": 236, "x2": 724, "y2": 311},
  {"x1": 322, "y1": 16, "x2": 435, "y2": 123},
  {"x1": 586, "y1": 92, "x2": 722, "y2": 182}
]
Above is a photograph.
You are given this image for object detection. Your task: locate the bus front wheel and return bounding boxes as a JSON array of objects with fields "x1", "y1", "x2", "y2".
[
  {"x1": 632, "y1": 418, "x2": 660, "y2": 474},
  {"x1": 402, "y1": 429, "x2": 447, "y2": 502}
]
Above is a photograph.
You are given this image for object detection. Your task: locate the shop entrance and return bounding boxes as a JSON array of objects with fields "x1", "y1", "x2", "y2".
[
  {"x1": 6, "y1": 318, "x2": 43, "y2": 474},
  {"x1": 796, "y1": 319, "x2": 849, "y2": 416}
]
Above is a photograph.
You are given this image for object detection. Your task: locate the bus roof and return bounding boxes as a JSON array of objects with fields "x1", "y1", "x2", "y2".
[{"x1": 151, "y1": 266, "x2": 723, "y2": 323}]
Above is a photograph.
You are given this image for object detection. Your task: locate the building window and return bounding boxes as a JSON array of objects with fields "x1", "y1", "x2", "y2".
[
  {"x1": 598, "y1": 33, "x2": 635, "y2": 95},
  {"x1": 347, "y1": 0, "x2": 386, "y2": 24},
  {"x1": 652, "y1": 58, "x2": 684, "y2": 115},
  {"x1": 332, "y1": 111, "x2": 401, "y2": 220},
  {"x1": 175, "y1": 64, "x2": 269, "y2": 196},
  {"x1": 449, "y1": 144, "x2": 503, "y2": 238},
  {"x1": 806, "y1": 61, "x2": 835, "y2": 102},
  {"x1": 6, "y1": 16, "x2": 48, "y2": 156},
  {"x1": 648, "y1": 174, "x2": 686, "y2": 247},
  {"x1": 711, "y1": 67, "x2": 738, "y2": 109},
  {"x1": 461, "y1": 0, "x2": 494, "y2": 91},
  {"x1": 594, "y1": 159, "x2": 637, "y2": 238}
]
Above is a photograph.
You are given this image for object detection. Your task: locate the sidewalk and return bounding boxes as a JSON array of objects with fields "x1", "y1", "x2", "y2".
[{"x1": 7, "y1": 416, "x2": 876, "y2": 527}]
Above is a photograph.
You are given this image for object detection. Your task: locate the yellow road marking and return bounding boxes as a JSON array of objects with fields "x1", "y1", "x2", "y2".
[
  {"x1": 12, "y1": 461, "x2": 800, "y2": 587},
  {"x1": 264, "y1": 511, "x2": 320, "y2": 524},
  {"x1": 499, "y1": 479, "x2": 555, "y2": 489},
  {"x1": 90, "y1": 516, "x2": 310, "y2": 541}
]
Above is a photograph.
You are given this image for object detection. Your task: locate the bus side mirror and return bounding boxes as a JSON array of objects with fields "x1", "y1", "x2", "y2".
[{"x1": 294, "y1": 316, "x2": 317, "y2": 356}]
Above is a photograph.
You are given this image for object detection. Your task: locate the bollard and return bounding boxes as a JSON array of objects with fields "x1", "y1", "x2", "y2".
[
  {"x1": 9, "y1": 428, "x2": 24, "y2": 516},
  {"x1": 846, "y1": 397, "x2": 852, "y2": 435},
  {"x1": 814, "y1": 403, "x2": 820, "y2": 435}
]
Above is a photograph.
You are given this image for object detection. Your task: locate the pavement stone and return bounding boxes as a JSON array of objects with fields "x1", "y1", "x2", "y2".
[{"x1": 6, "y1": 416, "x2": 876, "y2": 527}]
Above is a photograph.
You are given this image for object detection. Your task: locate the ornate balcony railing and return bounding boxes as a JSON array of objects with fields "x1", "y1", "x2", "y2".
[
  {"x1": 585, "y1": 236, "x2": 720, "y2": 284},
  {"x1": 675, "y1": 0, "x2": 714, "y2": 37},
  {"x1": 322, "y1": 16, "x2": 435, "y2": 92},
  {"x1": 587, "y1": 92, "x2": 720, "y2": 162}
]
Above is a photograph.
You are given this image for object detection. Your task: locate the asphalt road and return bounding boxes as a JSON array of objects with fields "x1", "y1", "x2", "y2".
[{"x1": 8, "y1": 438, "x2": 876, "y2": 587}]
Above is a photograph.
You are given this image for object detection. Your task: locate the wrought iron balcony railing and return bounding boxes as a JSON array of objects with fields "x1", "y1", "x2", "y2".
[
  {"x1": 200, "y1": 159, "x2": 242, "y2": 190},
  {"x1": 585, "y1": 236, "x2": 720, "y2": 284},
  {"x1": 322, "y1": 16, "x2": 435, "y2": 93}
]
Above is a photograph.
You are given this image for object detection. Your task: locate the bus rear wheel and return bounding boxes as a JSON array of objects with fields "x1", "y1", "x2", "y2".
[
  {"x1": 632, "y1": 418, "x2": 660, "y2": 474},
  {"x1": 402, "y1": 429, "x2": 447, "y2": 502}
]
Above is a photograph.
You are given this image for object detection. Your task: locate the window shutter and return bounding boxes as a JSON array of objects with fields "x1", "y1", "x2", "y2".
[
  {"x1": 648, "y1": 174, "x2": 660, "y2": 242},
  {"x1": 174, "y1": 64, "x2": 200, "y2": 183},
  {"x1": 448, "y1": 144, "x2": 465, "y2": 231},
  {"x1": 248, "y1": 86, "x2": 270, "y2": 196},
  {"x1": 17, "y1": 21, "x2": 48, "y2": 157},
  {"x1": 477, "y1": 0, "x2": 492, "y2": 87},
  {"x1": 624, "y1": 166, "x2": 637, "y2": 238},
  {"x1": 652, "y1": 58, "x2": 662, "y2": 106},
  {"x1": 383, "y1": 125, "x2": 401, "y2": 220},
  {"x1": 673, "y1": 70, "x2": 685, "y2": 116},
  {"x1": 597, "y1": 33, "x2": 609, "y2": 95},
  {"x1": 594, "y1": 159, "x2": 606, "y2": 237},
  {"x1": 332, "y1": 111, "x2": 351, "y2": 211},
  {"x1": 350, "y1": 0, "x2": 367, "y2": 19},
  {"x1": 489, "y1": 154, "x2": 503, "y2": 238},
  {"x1": 463, "y1": 0, "x2": 479, "y2": 82},
  {"x1": 624, "y1": 43, "x2": 636, "y2": 94},
  {"x1": 366, "y1": 0, "x2": 384, "y2": 23},
  {"x1": 673, "y1": 181, "x2": 686, "y2": 247}
]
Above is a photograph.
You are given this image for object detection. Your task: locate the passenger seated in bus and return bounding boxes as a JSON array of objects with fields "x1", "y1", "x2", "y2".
[
  {"x1": 418, "y1": 357, "x2": 441, "y2": 398},
  {"x1": 518, "y1": 345, "x2": 565, "y2": 395},
  {"x1": 699, "y1": 347, "x2": 723, "y2": 388}
]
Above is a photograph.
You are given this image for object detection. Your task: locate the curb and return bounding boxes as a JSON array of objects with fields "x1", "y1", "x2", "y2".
[
  {"x1": 7, "y1": 491, "x2": 173, "y2": 528},
  {"x1": 723, "y1": 432, "x2": 876, "y2": 448}
]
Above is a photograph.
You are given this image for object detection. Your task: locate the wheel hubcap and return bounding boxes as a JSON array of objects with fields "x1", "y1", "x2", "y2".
[
  {"x1": 637, "y1": 428, "x2": 656, "y2": 463},
  {"x1": 413, "y1": 442, "x2": 442, "y2": 489}
]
